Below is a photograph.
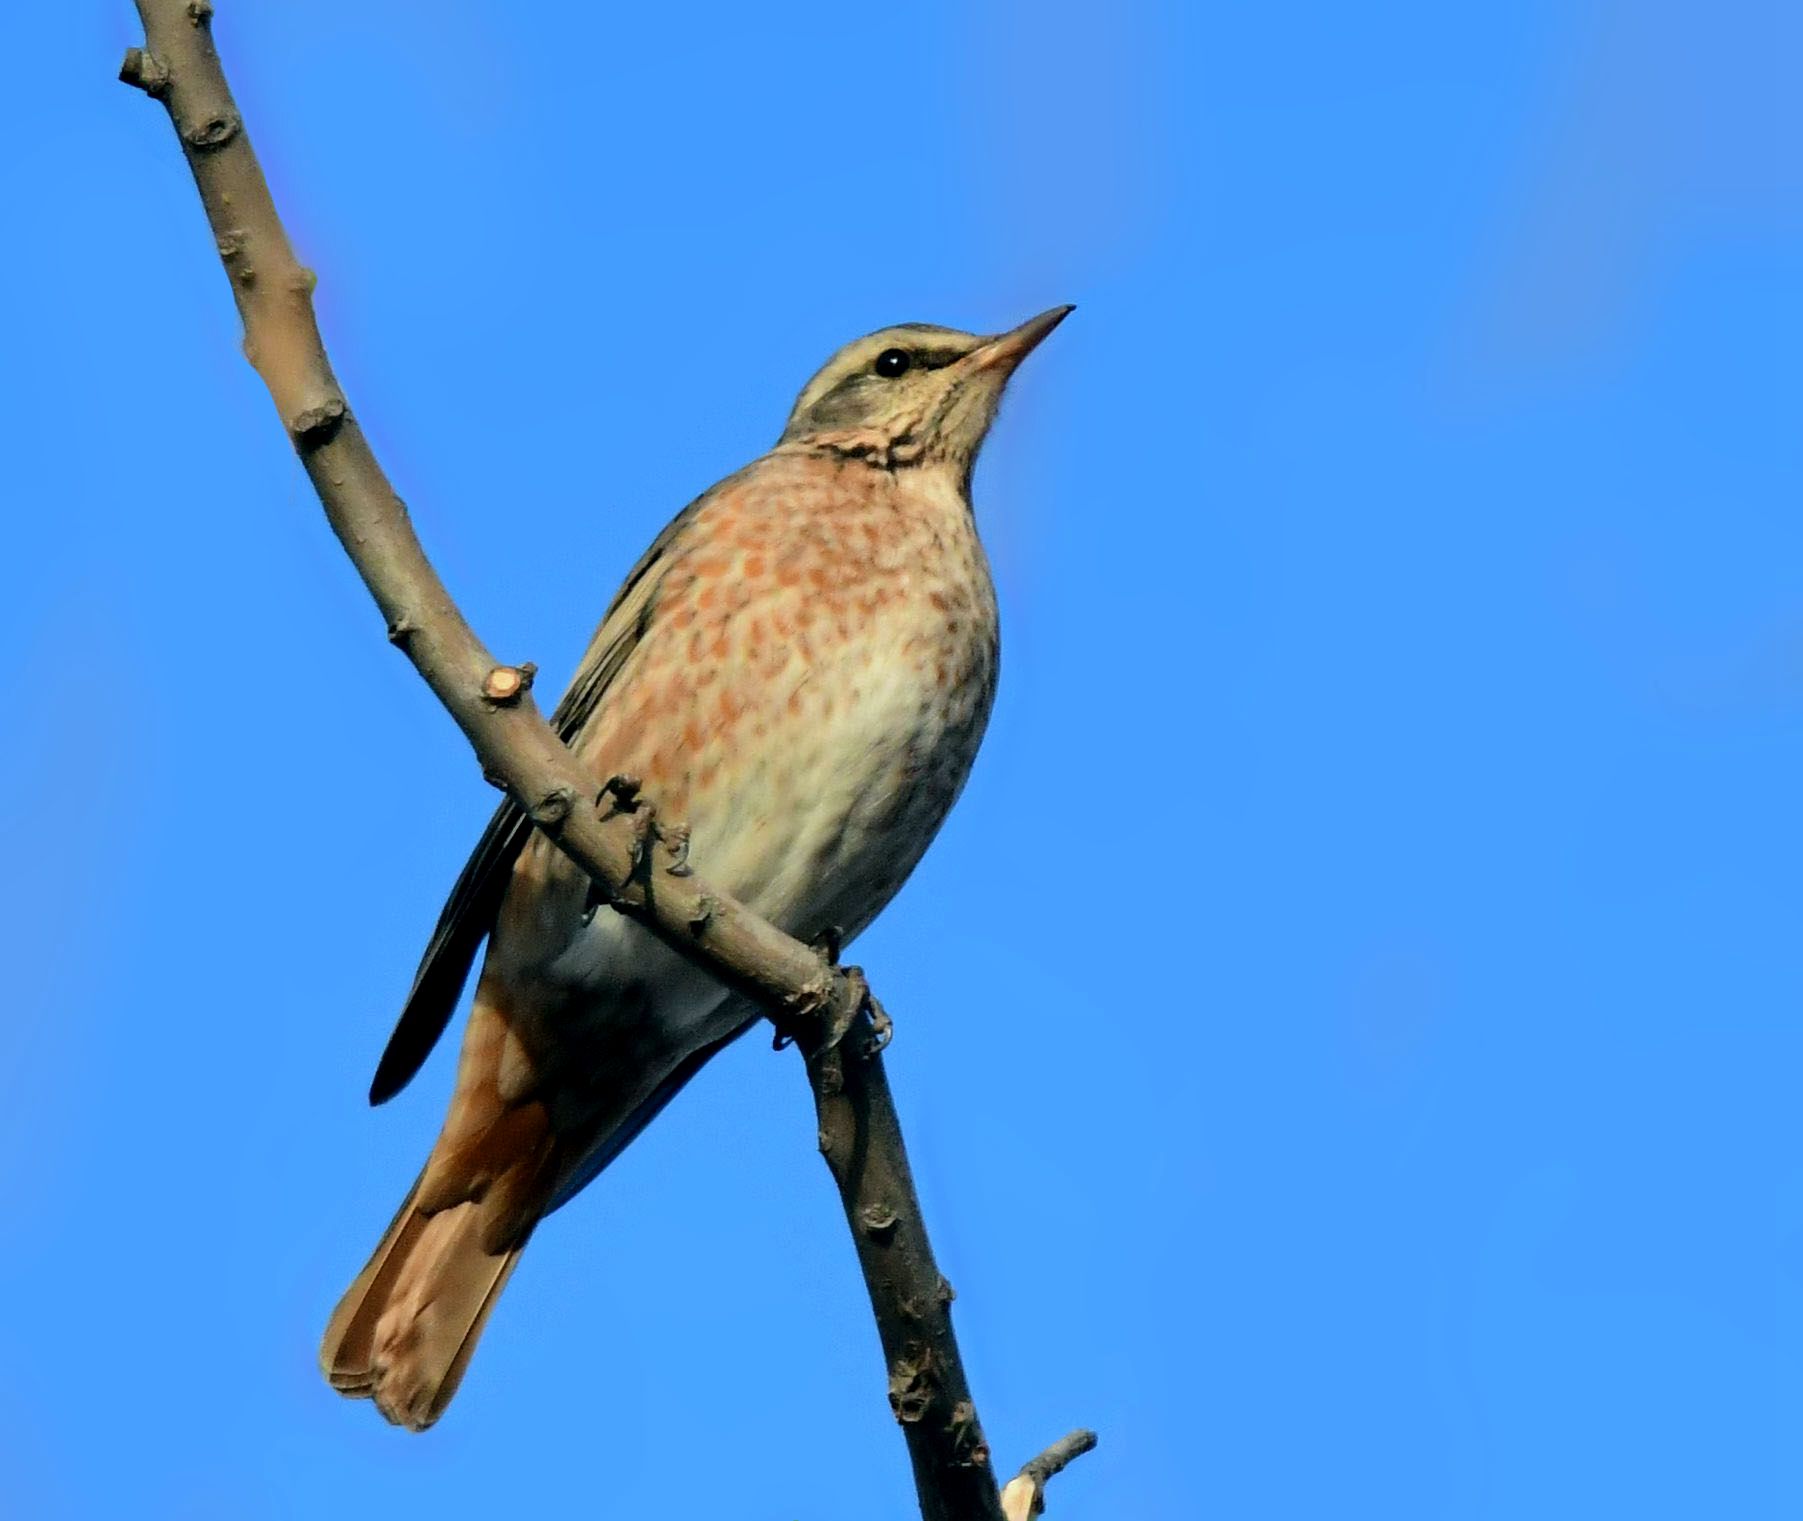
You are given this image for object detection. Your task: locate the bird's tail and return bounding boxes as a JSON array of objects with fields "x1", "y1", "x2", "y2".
[
  {"x1": 319, "y1": 1177, "x2": 528, "y2": 1431},
  {"x1": 321, "y1": 1003, "x2": 758, "y2": 1429}
]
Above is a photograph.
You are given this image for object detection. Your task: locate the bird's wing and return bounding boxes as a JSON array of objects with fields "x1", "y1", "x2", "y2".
[{"x1": 366, "y1": 493, "x2": 714, "y2": 1105}]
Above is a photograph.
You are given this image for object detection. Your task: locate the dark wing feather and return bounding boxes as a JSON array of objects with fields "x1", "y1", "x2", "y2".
[
  {"x1": 367, "y1": 492, "x2": 715, "y2": 1105},
  {"x1": 544, "y1": 1002, "x2": 759, "y2": 1213},
  {"x1": 367, "y1": 801, "x2": 532, "y2": 1104}
]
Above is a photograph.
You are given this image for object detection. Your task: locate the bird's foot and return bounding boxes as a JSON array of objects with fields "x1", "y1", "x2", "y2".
[
  {"x1": 773, "y1": 963, "x2": 886, "y2": 1058},
  {"x1": 862, "y1": 994, "x2": 894, "y2": 1056},
  {"x1": 598, "y1": 773, "x2": 644, "y2": 817},
  {"x1": 660, "y1": 820, "x2": 693, "y2": 877},
  {"x1": 819, "y1": 964, "x2": 869, "y2": 1054}
]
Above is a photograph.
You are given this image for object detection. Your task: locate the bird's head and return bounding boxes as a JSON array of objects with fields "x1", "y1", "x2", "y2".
[{"x1": 779, "y1": 305, "x2": 1072, "y2": 473}]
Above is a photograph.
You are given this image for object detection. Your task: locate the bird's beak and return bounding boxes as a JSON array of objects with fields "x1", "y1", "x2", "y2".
[{"x1": 964, "y1": 304, "x2": 1075, "y2": 376}]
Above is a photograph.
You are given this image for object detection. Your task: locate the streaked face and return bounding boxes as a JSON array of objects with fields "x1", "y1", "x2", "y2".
[
  {"x1": 781, "y1": 324, "x2": 982, "y2": 443},
  {"x1": 780, "y1": 308, "x2": 1072, "y2": 468}
]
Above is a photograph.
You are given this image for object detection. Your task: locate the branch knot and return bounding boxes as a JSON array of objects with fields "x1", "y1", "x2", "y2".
[
  {"x1": 887, "y1": 1345, "x2": 940, "y2": 1426},
  {"x1": 182, "y1": 111, "x2": 241, "y2": 151},
  {"x1": 529, "y1": 786, "x2": 574, "y2": 830},
  {"x1": 860, "y1": 1202, "x2": 899, "y2": 1241}
]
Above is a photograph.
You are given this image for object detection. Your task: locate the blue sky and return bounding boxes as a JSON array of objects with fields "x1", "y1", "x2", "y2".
[{"x1": 6, "y1": 1, "x2": 1801, "y2": 1515}]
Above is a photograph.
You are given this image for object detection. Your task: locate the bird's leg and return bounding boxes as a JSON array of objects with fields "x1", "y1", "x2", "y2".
[
  {"x1": 771, "y1": 925, "x2": 851, "y2": 1051},
  {"x1": 623, "y1": 806, "x2": 660, "y2": 898},
  {"x1": 586, "y1": 772, "x2": 663, "y2": 916},
  {"x1": 821, "y1": 965, "x2": 879, "y2": 1056},
  {"x1": 775, "y1": 926, "x2": 885, "y2": 1056},
  {"x1": 862, "y1": 991, "x2": 894, "y2": 1055},
  {"x1": 575, "y1": 775, "x2": 645, "y2": 924},
  {"x1": 660, "y1": 821, "x2": 693, "y2": 877},
  {"x1": 806, "y1": 926, "x2": 891, "y2": 1052},
  {"x1": 775, "y1": 961, "x2": 882, "y2": 1058}
]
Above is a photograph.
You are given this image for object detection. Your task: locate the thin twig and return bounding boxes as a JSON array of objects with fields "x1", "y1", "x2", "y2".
[
  {"x1": 118, "y1": 6, "x2": 1094, "y2": 1517},
  {"x1": 1000, "y1": 1431, "x2": 1100, "y2": 1520}
]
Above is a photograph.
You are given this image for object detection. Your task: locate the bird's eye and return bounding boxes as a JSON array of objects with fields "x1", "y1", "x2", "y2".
[{"x1": 874, "y1": 348, "x2": 912, "y2": 379}]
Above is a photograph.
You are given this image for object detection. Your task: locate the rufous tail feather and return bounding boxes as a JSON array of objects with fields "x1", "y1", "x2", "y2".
[{"x1": 320, "y1": 1180, "x2": 527, "y2": 1432}]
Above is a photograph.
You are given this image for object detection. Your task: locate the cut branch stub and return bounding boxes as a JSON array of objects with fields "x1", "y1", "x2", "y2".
[
  {"x1": 289, "y1": 396, "x2": 346, "y2": 449},
  {"x1": 119, "y1": 47, "x2": 169, "y2": 96},
  {"x1": 481, "y1": 661, "x2": 537, "y2": 706}
]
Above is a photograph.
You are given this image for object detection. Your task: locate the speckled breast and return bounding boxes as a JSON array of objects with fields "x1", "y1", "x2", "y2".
[{"x1": 566, "y1": 447, "x2": 999, "y2": 956}]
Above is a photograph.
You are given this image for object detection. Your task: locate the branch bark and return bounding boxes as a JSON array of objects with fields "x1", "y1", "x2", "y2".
[
  {"x1": 1001, "y1": 1430, "x2": 1101, "y2": 1520},
  {"x1": 120, "y1": 5, "x2": 1092, "y2": 1519}
]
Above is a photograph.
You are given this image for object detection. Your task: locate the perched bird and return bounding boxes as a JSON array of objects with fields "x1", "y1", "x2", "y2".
[{"x1": 320, "y1": 305, "x2": 1072, "y2": 1429}]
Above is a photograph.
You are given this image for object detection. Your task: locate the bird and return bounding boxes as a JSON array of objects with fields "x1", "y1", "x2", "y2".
[{"x1": 319, "y1": 304, "x2": 1072, "y2": 1430}]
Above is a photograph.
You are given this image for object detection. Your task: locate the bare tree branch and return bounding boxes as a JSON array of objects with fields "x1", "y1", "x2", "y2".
[
  {"x1": 119, "y1": 4, "x2": 1093, "y2": 1518},
  {"x1": 1001, "y1": 1431, "x2": 1100, "y2": 1520}
]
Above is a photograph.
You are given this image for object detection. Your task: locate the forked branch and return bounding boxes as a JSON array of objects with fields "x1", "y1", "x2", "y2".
[{"x1": 120, "y1": 4, "x2": 1092, "y2": 1519}]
